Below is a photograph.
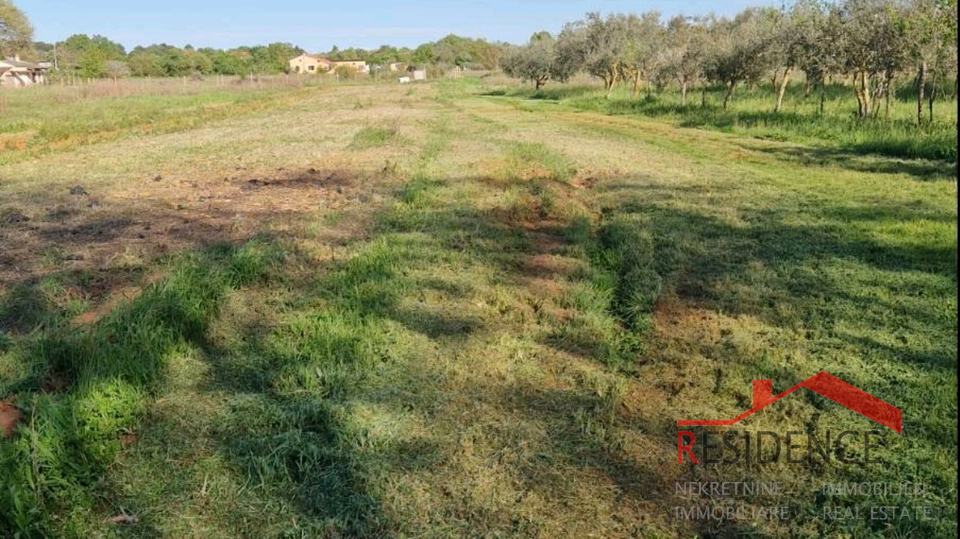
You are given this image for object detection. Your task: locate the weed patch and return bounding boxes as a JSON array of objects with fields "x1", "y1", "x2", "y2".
[
  {"x1": 504, "y1": 141, "x2": 575, "y2": 182},
  {"x1": 350, "y1": 125, "x2": 404, "y2": 149}
]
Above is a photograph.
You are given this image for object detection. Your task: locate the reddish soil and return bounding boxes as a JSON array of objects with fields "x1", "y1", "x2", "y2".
[{"x1": 0, "y1": 399, "x2": 23, "y2": 439}]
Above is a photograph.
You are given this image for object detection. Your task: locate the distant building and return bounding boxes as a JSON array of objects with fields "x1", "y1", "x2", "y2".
[
  {"x1": 333, "y1": 60, "x2": 369, "y2": 74},
  {"x1": 388, "y1": 62, "x2": 406, "y2": 72},
  {"x1": 0, "y1": 56, "x2": 48, "y2": 87},
  {"x1": 289, "y1": 54, "x2": 335, "y2": 74},
  {"x1": 412, "y1": 70, "x2": 427, "y2": 81},
  {"x1": 290, "y1": 55, "x2": 371, "y2": 75}
]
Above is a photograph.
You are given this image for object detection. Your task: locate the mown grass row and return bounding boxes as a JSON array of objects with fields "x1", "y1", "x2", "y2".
[{"x1": 552, "y1": 214, "x2": 660, "y2": 370}]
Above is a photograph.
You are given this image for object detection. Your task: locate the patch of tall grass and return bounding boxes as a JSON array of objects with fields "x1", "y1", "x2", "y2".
[
  {"x1": 505, "y1": 141, "x2": 576, "y2": 182},
  {"x1": 552, "y1": 214, "x2": 662, "y2": 369},
  {"x1": 350, "y1": 125, "x2": 405, "y2": 149}
]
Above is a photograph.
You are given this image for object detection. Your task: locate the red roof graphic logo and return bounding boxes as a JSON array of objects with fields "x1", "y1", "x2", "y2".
[{"x1": 678, "y1": 372, "x2": 902, "y2": 433}]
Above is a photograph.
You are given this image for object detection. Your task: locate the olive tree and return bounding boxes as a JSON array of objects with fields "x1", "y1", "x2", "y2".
[
  {"x1": 837, "y1": 0, "x2": 911, "y2": 118},
  {"x1": 619, "y1": 11, "x2": 665, "y2": 97},
  {"x1": 555, "y1": 13, "x2": 628, "y2": 97},
  {"x1": 784, "y1": 0, "x2": 844, "y2": 114},
  {"x1": 906, "y1": 0, "x2": 958, "y2": 125},
  {"x1": 660, "y1": 15, "x2": 709, "y2": 107},
  {"x1": 768, "y1": 7, "x2": 803, "y2": 113},
  {"x1": 500, "y1": 32, "x2": 573, "y2": 90},
  {"x1": 701, "y1": 8, "x2": 780, "y2": 109}
]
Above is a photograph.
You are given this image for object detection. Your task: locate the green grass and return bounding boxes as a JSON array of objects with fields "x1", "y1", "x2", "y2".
[
  {"x1": 496, "y1": 81, "x2": 958, "y2": 162},
  {"x1": 0, "y1": 80, "x2": 311, "y2": 165},
  {"x1": 0, "y1": 78, "x2": 955, "y2": 538},
  {"x1": 0, "y1": 239, "x2": 284, "y2": 536},
  {"x1": 504, "y1": 141, "x2": 576, "y2": 182},
  {"x1": 349, "y1": 125, "x2": 405, "y2": 149}
]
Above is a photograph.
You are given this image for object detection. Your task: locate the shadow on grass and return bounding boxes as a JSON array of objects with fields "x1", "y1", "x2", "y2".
[
  {"x1": 480, "y1": 85, "x2": 601, "y2": 101},
  {"x1": 1, "y1": 163, "x2": 955, "y2": 537},
  {"x1": 0, "y1": 238, "x2": 285, "y2": 536},
  {"x1": 583, "y1": 173, "x2": 955, "y2": 537},
  {"x1": 746, "y1": 143, "x2": 957, "y2": 180},
  {"x1": 596, "y1": 174, "x2": 956, "y2": 437}
]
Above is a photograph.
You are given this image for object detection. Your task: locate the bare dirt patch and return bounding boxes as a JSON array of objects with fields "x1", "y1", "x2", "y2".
[
  {"x1": 0, "y1": 164, "x2": 387, "y2": 335},
  {"x1": 1, "y1": 167, "x2": 364, "y2": 285},
  {"x1": 0, "y1": 398, "x2": 22, "y2": 439},
  {"x1": 73, "y1": 285, "x2": 144, "y2": 326},
  {"x1": 238, "y1": 167, "x2": 355, "y2": 192},
  {"x1": 570, "y1": 173, "x2": 600, "y2": 190},
  {"x1": 650, "y1": 292, "x2": 725, "y2": 356}
]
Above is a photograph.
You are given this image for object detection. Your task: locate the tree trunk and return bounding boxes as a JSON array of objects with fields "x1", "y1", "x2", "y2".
[
  {"x1": 701, "y1": 86, "x2": 707, "y2": 108},
  {"x1": 927, "y1": 70, "x2": 937, "y2": 125},
  {"x1": 605, "y1": 69, "x2": 618, "y2": 99},
  {"x1": 871, "y1": 76, "x2": 884, "y2": 118},
  {"x1": 852, "y1": 74, "x2": 863, "y2": 116},
  {"x1": 535, "y1": 77, "x2": 545, "y2": 90},
  {"x1": 861, "y1": 71, "x2": 871, "y2": 118},
  {"x1": 774, "y1": 66, "x2": 793, "y2": 113},
  {"x1": 819, "y1": 82, "x2": 826, "y2": 115},
  {"x1": 884, "y1": 76, "x2": 892, "y2": 120},
  {"x1": 853, "y1": 71, "x2": 871, "y2": 118},
  {"x1": 917, "y1": 61, "x2": 926, "y2": 126},
  {"x1": 680, "y1": 80, "x2": 688, "y2": 108},
  {"x1": 631, "y1": 71, "x2": 640, "y2": 98},
  {"x1": 723, "y1": 82, "x2": 735, "y2": 109},
  {"x1": 804, "y1": 79, "x2": 812, "y2": 99}
]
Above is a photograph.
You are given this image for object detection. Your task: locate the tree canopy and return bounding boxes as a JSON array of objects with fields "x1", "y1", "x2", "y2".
[
  {"x1": 0, "y1": 0, "x2": 32, "y2": 58},
  {"x1": 502, "y1": 0, "x2": 958, "y2": 119}
]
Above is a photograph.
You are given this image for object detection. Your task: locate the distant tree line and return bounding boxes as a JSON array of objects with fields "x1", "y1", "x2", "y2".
[
  {"x1": 501, "y1": 0, "x2": 958, "y2": 124},
  {"x1": 23, "y1": 33, "x2": 507, "y2": 79}
]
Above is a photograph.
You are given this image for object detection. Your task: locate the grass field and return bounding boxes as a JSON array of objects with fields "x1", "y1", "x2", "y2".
[{"x1": 0, "y1": 77, "x2": 956, "y2": 538}]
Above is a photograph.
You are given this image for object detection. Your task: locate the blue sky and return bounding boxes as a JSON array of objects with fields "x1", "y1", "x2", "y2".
[{"x1": 18, "y1": 1, "x2": 777, "y2": 51}]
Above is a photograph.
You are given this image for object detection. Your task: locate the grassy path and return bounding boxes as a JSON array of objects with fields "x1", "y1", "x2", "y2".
[{"x1": 0, "y1": 81, "x2": 956, "y2": 538}]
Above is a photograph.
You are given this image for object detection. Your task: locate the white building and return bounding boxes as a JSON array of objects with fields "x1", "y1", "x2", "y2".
[{"x1": 0, "y1": 56, "x2": 48, "y2": 87}]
